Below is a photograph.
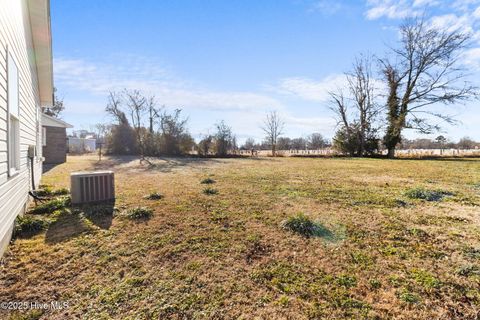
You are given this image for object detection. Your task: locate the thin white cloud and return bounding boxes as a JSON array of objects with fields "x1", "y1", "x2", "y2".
[
  {"x1": 310, "y1": 0, "x2": 343, "y2": 15},
  {"x1": 285, "y1": 114, "x2": 336, "y2": 137},
  {"x1": 463, "y1": 47, "x2": 480, "y2": 69},
  {"x1": 365, "y1": 0, "x2": 420, "y2": 20},
  {"x1": 413, "y1": 0, "x2": 440, "y2": 7},
  {"x1": 364, "y1": 0, "x2": 480, "y2": 70},
  {"x1": 429, "y1": 14, "x2": 473, "y2": 33},
  {"x1": 54, "y1": 57, "x2": 282, "y2": 112},
  {"x1": 270, "y1": 75, "x2": 347, "y2": 102},
  {"x1": 474, "y1": 6, "x2": 480, "y2": 19},
  {"x1": 452, "y1": 0, "x2": 480, "y2": 12}
]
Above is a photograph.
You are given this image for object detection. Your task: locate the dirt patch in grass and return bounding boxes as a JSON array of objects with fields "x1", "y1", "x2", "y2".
[{"x1": 1, "y1": 155, "x2": 479, "y2": 319}]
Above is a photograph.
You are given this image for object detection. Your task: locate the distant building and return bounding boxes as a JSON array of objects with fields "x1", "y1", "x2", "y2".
[
  {"x1": 42, "y1": 114, "x2": 73, "y2": 164},
  {"x1": 68, "y1": 137, "x2": 97, "y2": 154}
]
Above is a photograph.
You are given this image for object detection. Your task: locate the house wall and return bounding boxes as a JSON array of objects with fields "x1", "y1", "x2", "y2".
[
  {"x1": 43, "y1": 126, "x2": 67, "y2": 164},
  {"x1": 0, "y1": 0, "x2": 44, "y2": 256}
]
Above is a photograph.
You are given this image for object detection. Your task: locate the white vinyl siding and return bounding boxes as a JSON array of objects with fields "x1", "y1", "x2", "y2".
[
  {"x1": 42, "y1": 126, "x2": 46, "y2": 146},
  {"x1": 7, "y1": 52, "x2": 20, "y2": 174},
  {"x1": 0, "y1": 0, "x2": 44, "y2": 255}
]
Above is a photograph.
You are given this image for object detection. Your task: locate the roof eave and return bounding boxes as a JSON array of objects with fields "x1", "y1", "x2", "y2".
[
  {"x1": 27, "y1": 0, "x2": 53, "y2": 107},
  {"x1": 41, "y1": 113, "x2": 73, "y2": 128}
]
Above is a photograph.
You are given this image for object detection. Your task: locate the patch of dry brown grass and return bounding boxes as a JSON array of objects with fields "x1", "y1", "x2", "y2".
[{"x1": 1, "y1": 155, "x2": 479, "y2": 319}]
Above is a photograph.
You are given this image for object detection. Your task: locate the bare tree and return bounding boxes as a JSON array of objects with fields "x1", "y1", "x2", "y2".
[
  {"x1": 329, "y1": 55, "x2": 379, "y2": 156},
  {"x1": 381, "y1": 18, "x2": 477, "y2": 158},
  {"x1": 148, "y1": 99, "x2": 162, "y2": 134},
  {"x1": 159, "y1": 109, "x2": 189, "y2": 155},
  {"x1": 198, "y1": 134, "x2": 214, "y2": 156},
  {"x1": 308, "y1": 133, "x2": 328, "y2": 149},
  {"x1": 261, "y1": 111, "x2": 284, "y2": 156},
  {"x1": 329, "y1": 90, "x2": 352, "y2": 145},
  {"x1": 242, "y1": 138, "x2": 256, "y2": 150},
  {"x1": 347, "y1": 55, "x2": 378, "y2": 155},
  {"x1": 123, "y1": 89, "x2": 148, "y2": 161},
  {"x1": 105, "y1": 91, "x2": 128, "y2": 125},
  {"x1": 214, "y1": 120, "x2": 234, "y2": 156},
  {"x1": 92, "y1": 123, "x2": 107, "y2": 161},
  {"x1": 105, "y1": 91, "x2": 138, "y2": 155}
]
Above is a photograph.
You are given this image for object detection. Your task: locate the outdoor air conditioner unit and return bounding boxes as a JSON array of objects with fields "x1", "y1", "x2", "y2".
[{"x1": 71, "y1": 171, "x2": 115, "y2": 204}]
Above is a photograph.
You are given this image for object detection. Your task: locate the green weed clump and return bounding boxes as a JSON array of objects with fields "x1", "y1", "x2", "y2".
[
  {"x1": 203, "y1": 187, "x2": 218, "y2": 195},
  {"x1": 404, "y1": 187, "x2": 453, "y2": 201},
  {"x1": 200, "y1": 178, "x2": 216, "y2": 184},
  {"x1": 14, "y1": 215, "x2": 47, "y2": 238},
  {"x1": 456, "y1": 265, "x2": 480, "y2": 277},
  {"x1": 144, "y1": 192, "x2": 164, "y2": 200},
  {"x1": 37, "y1": 185, "x2": 69, "y2": 198},
  {"x1": 281, "y1": 213, "x2": 326, "y2": 238},
  {"x1": 29, "y1": 197, "x2": 70, "y2": 214},
  {"x1": 124, "y1": 207, "x2": 154, "y2": 220},
  {"x1": 399, "y1": 289, "x2": 420, "y2": 304}
]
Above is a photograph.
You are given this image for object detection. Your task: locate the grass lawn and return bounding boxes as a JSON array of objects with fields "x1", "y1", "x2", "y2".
[{"x1": 1, "y1": 155, "x2": 480, "y2": 319}]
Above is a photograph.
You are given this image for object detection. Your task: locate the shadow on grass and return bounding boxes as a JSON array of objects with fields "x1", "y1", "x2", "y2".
[
  {"x1": 79, "y1": 202, "x2": 115, "y2": 230},
  {"x1": 312, "y1": 224, "x2": 336, "y2": 241},
  {"x1": 45, "y1": 210, "x2": 93, "y2": 244},
  {"x1": 282, "y1": 213, "x2": 345, "y2": 243},
  {"x1": 42, "y1": 163, "x2": 61, "y2": 174},
  {"x1": 91, "y1": 155, "x2": 272, "y2": 173},
  {"x1": 44, "y1": 202, "x2": 115, "y2": 244},
  {"x1": 145, "y1": 157, "x2": 223, "y2": 173}
]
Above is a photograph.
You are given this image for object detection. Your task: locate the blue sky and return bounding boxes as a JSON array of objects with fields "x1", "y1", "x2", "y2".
[{"x1": 51, "y1": 0, "x2": 480, "y2": 143}]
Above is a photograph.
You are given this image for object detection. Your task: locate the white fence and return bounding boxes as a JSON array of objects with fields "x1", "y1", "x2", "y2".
[{"x1": 235, "y1": 148, "x2": 480, "y2": 157}]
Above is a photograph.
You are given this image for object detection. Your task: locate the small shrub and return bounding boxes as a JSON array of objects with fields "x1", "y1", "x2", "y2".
[
  {"x1": 464, "y1": 247, "x2": 480, "y2": 260},
  {"x1": 203, "y1": 188, "x2": 218, "y2": 195},
  {"x1": 395, "y1": 199, "x2": 408, "y2": 207},
  {"x1": 336, "y1": 274, "x2": 357, "y2": 288},
  {"x1": 399, "y1": 290, "x2": 420, "y2": 304},
  {"x1": 14, "y1": 215, "x2": 47, "y2": 238},
  {"x1": 144, "y1": 192, "x2": 163, "y2": 200},
  {"x1": 36, "y1": 185, "x2": 53, "y2": 197},
  {"x1": 29, "y1": 197, "x2": 70, "y2": 214},
  {"x1": 410, "y1": 269, "x2": 440, "y2": 289},
  {"x1": 369, "y1": 279, "x2": 381, "y2": 289},
  {"x1": 276, "y1": 295, "x2": 289, "y2": 307},
  {"x1": 456, "y1": 265, "x2": 480, "y2": 277},
  {"x1": 404, "y1": 187, "x2": 453, "y2": 201},
  {"x1": 281, "y1": 213, "x2": 327, "y2": 238},
  {"x1": 200, "y1": 178, "x2": 216, "y2": 184},
  {"x1": 53, "y1": 188, "x2": 70, "y2": 196},
  {"x1": 36, "y1": 186, "x2": 69, "y2": 198},
  {"x1": 124, "y1": 207, "x2": 153, "y2": 220}
]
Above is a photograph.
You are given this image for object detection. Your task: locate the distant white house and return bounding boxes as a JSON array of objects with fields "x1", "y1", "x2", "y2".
[
  {"x1": 0, "y1": 0, "x2": 53, "y2": 256},
  {"x1": 68, "y1": 137, "x2": 97, "y2": 154}
]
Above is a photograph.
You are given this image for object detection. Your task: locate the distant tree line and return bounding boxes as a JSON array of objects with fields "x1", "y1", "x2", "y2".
[
  {"x1": 399, "y1": 136, "x2": 479, "y2": 150},
  {"x1": 99, "y1": 17, "x2": 479, "y2": 159},
  {"x1": 239, "y1": 133, "x2": 330, "y2": 151},
  {"x1": 99, "y1": 89, "x2": 478, "y2": 159}
]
